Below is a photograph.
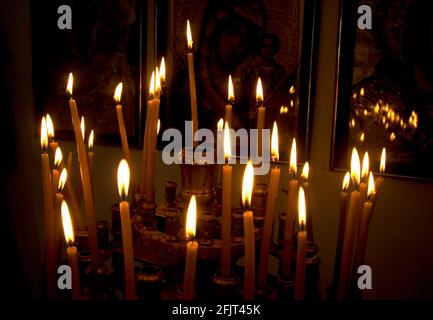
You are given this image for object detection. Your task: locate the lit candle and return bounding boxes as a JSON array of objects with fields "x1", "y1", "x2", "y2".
[
  {"x1": 52, "y1": 147, "x2": 63, "y2": 202},
  {"x1": 338, "y1": 148, "x2": 361, "y2": 300},
  {"x1": 295, "y1": 186, "x2": 307, "y2": 300},
  {"x1": 114, "y1": 82, "x2": 133, "y2": 186},
  {"x1": 225, "y1": 75, "x2": 234, "y2": 128},
  {"x1": 140, "y1": 69, "x2": 161, "y2": 203},
  {"x1": 183, "y1": 195, "x2": 198, "y2": 300},
  {"x1": 66, "y1": 73, "x2": 99, "y2": 268},
  {"x1": 117, "y1": 159, "x2": 136, "y2": 300},
  {"x1": 258, "y1": 122, "x2": 280, "y2": 290},
  {"x1": 353, "y1": 172, "x2": 375, "y2": 273},
  {"x1": 373, "y1": 148, "x2": 386, "y2": 207},
  {"x1": 64, "y1": 152, "x2": 82, "y2": 229},
  {"x1": 46, "y1": 114, "x2": 58, "y2": 154},
  {"x1": 186, "y1": 20, "x2": 199, "y2": 144},
  {"x1": 256, "y1": 78, "x2": 265, "y2": 157},
  {"x1": 332, "y1": 172, "x2": 350, "y2": 291},
  {"x1": 55, "y1": 168, "x2": 68, "y2": 264},
  {"x1": 283, "y1": 138, "x2": 298, "y2": 279},
  {"x1": 61, "y1": 200, "x2": 81, "y2": 300},
  {"x1": 40, "y1": 117, "x2": 56, "y2": 299},
  {"x1": 301, "y1": 162, "x2": 313, "y2": 241},
  {"x1": 360, "y1": 152, "x2": 369, "y2": 203},
  {"x1": 87, "y1": 130, "x2": 94, "y2": 180},
  {"x1": 221, "y1": 122, "x2": 232, "y2": 278},
  {"x1": 242, "y1": 161, "x2": 255, "y2": 300}
]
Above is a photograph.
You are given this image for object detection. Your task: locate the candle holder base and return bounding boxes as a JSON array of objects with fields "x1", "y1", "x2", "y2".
[
  {"x1": 136, "y1": 265, "x2": 164, "y2": 300},
  {"x1": 212, "y1": 271, "x2": 240, "y2": 300}
]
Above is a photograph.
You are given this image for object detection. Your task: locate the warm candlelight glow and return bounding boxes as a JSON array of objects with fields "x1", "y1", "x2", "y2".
[
  {"x1": 289, "y1": 138, "x2": 297, "y2": 175},
  {"x1": 380, "y1": 148, "x2": 386, "y2": 174},
  {"x1": 256, "y1": 78, "x2": 263, "y2": 103},
  {"x1": 361, "y1": 152, "x2": 369, "y2": 181},
  {"x1": 389, "y1": 132, "x2": 396, "y2": 142},
  {"x1": 114, "y1": 82, "x2": 123, "y2": 103},
  {"x1": 217, "y1": 118, "x2": 224, "y2": 131},
  {"x1": 54, "y1": 147, "x2": 63, "y2": 168},
  {"x1": 360, "y1": 132, "x2": 365, "y2": 144},
  {"x1": 224, "y1": 121, "x2": 231, "y2": 160},
  {"x1": 186, "y1": 20, "x2": 193, "y2": 49},
  {"x1": 228, "y1": 75, "x2": 234, "y2": 102},
  {"x1": 80, "y1": 116, "x2": 85, "y2": 139},
  {"x1": 342, "y1": 171, "x2": 350, "y2": 191},
  {"x1": 271, "y1": 121, "x2": 279, "y2": 161},
  {"x1": 117, "y1": 159, "x2": 130, "y2": 200},
  {"x1": 61, "y1": 200, "x2": 74, "y2": 244},
  {"x1": 186, "y1": 195, "x2": 197, "y2": 239},
  {"x1": 66, "y1": 73, "x2": 73, "y2": 96},
  {"x1": 360, "y1": 87, "x2": 365, "y2": 97},
  {"x1": 58, "y1": 168, "x2": 68, "y2": 192},
  {"x1": 351, "y1": 148, "x2": 361, "y2": 187},
  {"x1": 160, "y1": 57, "x2": 166, "y2": 83},
  {"x1": 301, "y1": 162, "x2": 309, "y2": 180},
  {"x1": 157, "y1": 119, "x2": 161, "y2": 135},
  {"x1": 298, "y1": 186, "x2": 306, "y2": 229},
  {"x1": 41, "y1": 117, "x2": 48, "y2": 152},
  {"x1": 242, "y1": 161, "x2": 254, "y2": 208},
  {"x1": 88, "y1": 130, "x2": 94, "y2": 150},
  {"x1": 367, "y1": 172, "x2": 375, "y2": 198},
  {"x1": 46, "y1": 114, "x2": 54, "y2": 139},
  {"x1": 149, "y1": 71, "x2": 155, "y2": 97}
]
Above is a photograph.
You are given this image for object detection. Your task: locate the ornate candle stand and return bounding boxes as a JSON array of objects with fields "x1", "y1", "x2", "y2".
[{"x1": 71, "y1": 161, "x2": 321, "y2": 300}]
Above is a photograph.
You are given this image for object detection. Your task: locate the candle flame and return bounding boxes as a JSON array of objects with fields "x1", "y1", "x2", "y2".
[
  {"x1": 289, "y1": 85, "x2": 295, "y2": 94},
  {"x1": 157, "y1": 119, "x2": 161, "y2": 135},
  {"x1": 40, "y1": 117, "x2": 48, "y2": 152},
  {"x1": 187, "y1": 20, "x2": 193, "y2": 49},
  {"x1": 389, "y1": 132, "x2": 396, "y2": 142},
  {"x1": 61, "y1": 200, "x2": 74, "y2": 244},
  {"x1": 160, "y1": 57, "x2": 166, "y2": 83},
  {"x1": 342, "y1": 171, "x2": 350, "y2": 191},
  {"x1": 380, "y1": 148, "x2": 386, "y2": 174},
  {"x1": 360, "y1": 132, "x2": 365, "y2": 144},
  {"x1": 54, "y1": 147, "x2": 63, "y2": 168},
  {"x1": 228, "y1": 75, "x2": 234, "y2": 102},
  {"x1": 367, "y1": 171, "x2": 375, "y2": 198},
  {"x1": 256, "y1": 78, "x2": 263, "y2": 103},
  {"x1": 271, "y1": 121, "x2": 279, "y2": 161},
  {"x1": 224, "y1": 121, "x2": 231, "y2": 160},
  {"x1": 351, "y1": 147, "x2": 361, "y2": 187},
  {"x1": 46, "y1": 114, "x2": 54, "y2": 139},
  {"x1": 217, "y1": 118, "x2": 224, "y2": 131},
  {"x1": 186, "y1": 195, "x2": 197, "y2": 239},
  {"x1": 361, "y1": 152, "x2": 369, "y2": 181},
  {"x1": 298, "y1": 186, "x2": 306, "y2": 229},
  {"x1": 114, "y1": 82, "x2": 123, "y2": 103},
  {"x1": 80, "y1": 116, "x2": 85, "y2": 140},
  {"x1": 88, "y1": 129, "x2": 94, "y2": 150},
  {"x1": 155, "y1": 67, "x2": 161, "y2": 94},
  {"x1": 149, "y1": 71, "x2": 155, "y2": 97},
  {"x1": 301, "y1": 162, "x2": 309, "y2": 180},
  {"x1": 360, "y1": 87, "x2": 365, "y2": 97},
  {"x1": 242, "y1": 160, "x2": 254, "y2": 208},
  {"x1": 58, "y1": 168, "x2": 67, "y2": 192},
  {"x1": 289, "y1": 138, "x2": 297, "y2": 175},
  {"x1": 66, "y1": 73, "x2": 73, "y2": 96},
  {"x1": 117, "y1": 159, "x2": 130, "y2": 199}
]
